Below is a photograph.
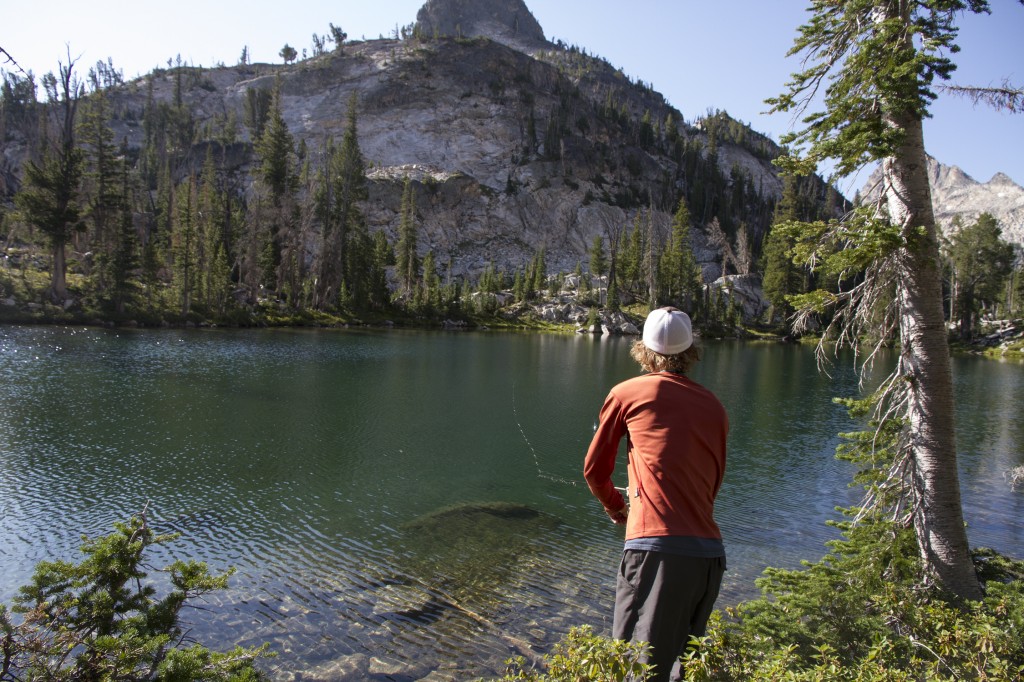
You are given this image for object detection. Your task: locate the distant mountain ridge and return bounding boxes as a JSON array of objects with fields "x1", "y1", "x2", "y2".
[
  {"x1": 862, "y1": 158, "x2": 1024, "y2": 247},
  {"x1": 927, "y1": 160, "x2": 1024, "y2": 246},
  {"x1": 0, "y1": 0, "x2": 838, "y2": 286}
]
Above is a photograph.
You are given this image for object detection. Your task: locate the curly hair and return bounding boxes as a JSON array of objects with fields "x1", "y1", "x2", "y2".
[{"x1": 630, "y1": 339, "x2": 701, "y2": 374}]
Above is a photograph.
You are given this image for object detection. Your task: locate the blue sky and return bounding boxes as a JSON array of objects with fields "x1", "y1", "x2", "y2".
[{"x1": 5, "y1": 0, "x2": 1022, "y2": 195}]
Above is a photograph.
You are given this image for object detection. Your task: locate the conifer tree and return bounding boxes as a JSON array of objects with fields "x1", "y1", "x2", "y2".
[
  {"x1": 589, "y1": 234, "x2": 606, "y2": 303},
  {"x1": 574, "y1": 261, "x2": 588, "y2": 294},
  {"x1": 421, "y1": 249, "x2": 440, "y2": 311},
  {"x1": 761, "y1": 175, "x2": 806, "y2": 326},
  {"x1": 367, "y1": 228, "x2": 393, "y2": 310},
  {"x1": 279, "y1": 44, "x2": 298, "y2": 64},
  {"x1": 172, "y1": 176, "x2": 198, "y2": 315},
  {"x1": 944, "y1": 212, "x2": 1014, "y2": 341},
  {"x1": 766, "y1": 0, "x2": 1002, "y2": 600},
  {"x1": 315, "y1": 94, "x2": 367, "y2": 309},
  {"x1": 141, "y1": 222, "x2": 162, "y2": 310},
  {"x1": 619, "y1": 213, "x2": 645, "y2": 299},
  {"x1": 15, "y1": 58, "x2": 83, "y2": 302},
  {"x1": 734, "y1": 222, "x2": 753, "y2": 276},
  {"x1": 79, "y1": 87, "x2": 121, "y2": 290},
  {"x1": 658, "y1": 197, "x2": 702, "y2": 312},
  {"x1": 108, "y1": 143, "x2": 138, "y2": 314},
  {"x1": 395, "y1": 176, "x2": 419, "y2": 295},
  {"x1": 256, "y1": 81, "x2": 294, "y2": 207},
  {"x1": 606, "y1": 272, "x2": 620, "y2": 312},
  {"x1": 253, "y1": 79, "x2": 303, "y2": 304},
  {"x1": 513, "y1": 269, "x2": 525, "y2": 302},
  {"x1": 531, "y1": 248, "x2": 547, "y2": 297},
  {"x1": 198, "y1": 150, "x2": 231, "y2": 313},
  {"x1": 1009, "y1": 252, "x2": 1024, "y2": 317}
]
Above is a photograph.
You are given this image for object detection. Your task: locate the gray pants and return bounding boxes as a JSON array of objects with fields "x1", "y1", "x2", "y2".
[{"x1": 613, "y1": 550, "x2": 726, "y2": 682}]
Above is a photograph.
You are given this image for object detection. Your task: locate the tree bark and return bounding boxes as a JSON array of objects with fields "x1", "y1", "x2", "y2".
[
  {"x1": 883, "y1": 116, "x2": 983, "y2": 601},
  {"x1": 50, "y1": 242, "x2": 68, "y2": 303}
]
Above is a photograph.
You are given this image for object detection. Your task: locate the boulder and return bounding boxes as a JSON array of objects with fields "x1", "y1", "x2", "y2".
[{"x1": 706, "y1": 274, "x2": 770, "y2": 322}]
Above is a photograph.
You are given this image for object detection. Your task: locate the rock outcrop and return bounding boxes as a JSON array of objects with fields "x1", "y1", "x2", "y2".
[
  {"x1": 415, "y1": 0, "x2": 548, "y2": 51},
  {"x1": 707, "y1": 274, "x2": 770, "y2": 322},
  {"x1": 862, "y1": 157, "x2": 1024, "y2": 246}
]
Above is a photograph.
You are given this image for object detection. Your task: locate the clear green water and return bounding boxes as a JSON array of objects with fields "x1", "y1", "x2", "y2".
[{"x1": 1, "y1": 325, "x2": 1021, "y2": 679}]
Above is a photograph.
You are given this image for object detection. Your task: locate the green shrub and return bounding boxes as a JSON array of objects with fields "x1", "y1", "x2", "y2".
[
  {"x1": 0, "y1": 511, "x2": 271, "y2": 681},
  {"x1": 501, "y1": 625, "x2": 652, "y2": 681},
  {"x1": 675, "y1": 403, "x2": 1024, "y2": 681}
]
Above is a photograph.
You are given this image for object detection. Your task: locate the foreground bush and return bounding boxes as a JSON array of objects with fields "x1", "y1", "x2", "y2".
[
  {"x1": 502, "y1": 625, "x2": 652, "y2": 681},
  {"x1": 498, "y1": 534, "x2": 1023, "y2": 682},
  {"x1": 0, "y1": 511, "x2": 271, "y2": 681},
  {"x1": 680, "y1": 530, "x2": 1024, "y2": 681},
  {"x1": 672, "y1": 396, "x2": 1024, "y2": 681}
]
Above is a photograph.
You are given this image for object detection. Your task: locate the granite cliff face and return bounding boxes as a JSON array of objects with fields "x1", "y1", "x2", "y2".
[
  {"x1": 1, "y1": 0, "x2": 817, "y2": 284},
  {"x1": 927, "y1": 161, "x2": 1024, "y2": 245}
]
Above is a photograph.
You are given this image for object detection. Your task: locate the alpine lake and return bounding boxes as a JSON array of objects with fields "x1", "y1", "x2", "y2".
[{"x1": 1, "y1": 324, "x2": 1021, "y2": 680}]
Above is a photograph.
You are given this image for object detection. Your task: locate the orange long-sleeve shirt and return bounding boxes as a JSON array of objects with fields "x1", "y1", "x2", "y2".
[{"x1": 583, "y1": 371, "x2": 728, "y2": 541}]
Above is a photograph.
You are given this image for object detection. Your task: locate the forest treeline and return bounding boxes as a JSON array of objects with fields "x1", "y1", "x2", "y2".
[
  {"x1": 0, "y1": 33, "x2": 831, "y2": 331},
  {"x1": 0, "y1": 36, "x2": 1020, "y2": 341}
]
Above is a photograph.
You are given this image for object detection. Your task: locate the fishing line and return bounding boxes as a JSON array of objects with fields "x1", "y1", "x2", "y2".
[{"x1": 511, "y1": 382, "x2": 579, "y2": 487}]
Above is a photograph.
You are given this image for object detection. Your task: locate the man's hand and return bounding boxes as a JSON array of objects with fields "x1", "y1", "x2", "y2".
[{"x1": 605, "y1": 505, "x2": 628, "y2": 525}]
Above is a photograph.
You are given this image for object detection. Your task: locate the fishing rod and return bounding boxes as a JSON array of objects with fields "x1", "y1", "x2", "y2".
[
  {"x1": 511, "y1": 381, "x2": 579, "y2": 487},
  {"x1": 511, "y1": 382, "x2": 630, "y2": 498}
]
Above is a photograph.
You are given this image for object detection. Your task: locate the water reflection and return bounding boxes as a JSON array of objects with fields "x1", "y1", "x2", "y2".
[{"x1": 1, "y1": 326, "x2": 1020, "y2": 679}]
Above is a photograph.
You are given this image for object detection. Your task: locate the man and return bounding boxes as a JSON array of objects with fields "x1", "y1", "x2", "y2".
[{"x1": 583, "y1": 307, "x2": 728, "y2": 682}]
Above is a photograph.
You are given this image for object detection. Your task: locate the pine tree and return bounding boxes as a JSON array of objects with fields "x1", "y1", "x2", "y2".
[
  {"x1": 79, "y1": 87, "x2": 122, "y2": 292},
  {"x1": 395, "y1": 176, "x2": 419, "y2": 295},
  {"x1": 315, "y1": 94, "x2": 367, "y2": 309},
  {"x1": 250, "y1": 80, "x2": 299, "y2": 300},
  {"x1": 279, "y1": 44, "x2": 298, "y2": 64},
  {"x1": 944, "y1": 212, "x2": 1014, "y2": 341},
  {"x1": 15, "y1": 58, "x2": 83, "y2": 302},
  {"x1": 367, "y1": 229, "x2": 393, "y2": 310},
  {"x1": 766, "y1": 0, "x2": 996, "y2": 600},
  {"x1": 421, "y1": 250, "x2": 439, "y2": 312},
  {"x1": 734, "y1": 222, "x2": 753, "y2": 276},
  {"x1": 658, "y1": 197, "x2": 703, "y2": 313},
  {"x1": 513, "y1": 269, "x2": 525, "y2": 302},
  {"x1": 256, "y1": 81, "x2": 294, "y2": 207},
  {"x1": 171, "y1": 176, "x2": 198, "y2": 315},
  {"x1": 589, "y1": 234, "x2": 606, "y2": 303},
  {"x1": 761, "y1": 175, "x2": 805, "y2": 326},
  {"x1": 620, "y1": 213, "x2": 644, "y2": 299},
  {"x1": 198, "y1": 150, "x2": 231, "y2": 313},
  {"x1": 1010, "y1": 252, "x2": 1024, "y2": 317},
  {"x1": 108, "y1": 144, "x2": 138, "y2": 314},
  {"x1": 141, "y1": 217, "x2": 162, "y2": 310},
  {"x1": 531, "y1": 248, "x2": 547, "y2": 297}
]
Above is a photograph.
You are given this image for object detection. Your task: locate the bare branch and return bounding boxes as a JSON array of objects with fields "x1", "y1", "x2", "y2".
[
  {"x1": 0, "y1": 45, "x2": 28, "y2": 76},
  {"x1": 938, "y1": 81, "x2": 1024, "y2": 113}
]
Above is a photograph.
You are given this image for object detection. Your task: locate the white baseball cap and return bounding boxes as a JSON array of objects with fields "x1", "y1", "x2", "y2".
[{"x1": 642, "y1": 308, "x2": 693, "y2": 355}]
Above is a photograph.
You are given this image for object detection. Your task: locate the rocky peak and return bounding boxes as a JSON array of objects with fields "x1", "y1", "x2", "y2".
[
  {"x1": 863, "y1": 156, "x2": 1024, "y2": 246},
  {"x1": 415, "y1": 0, "x2": 548, "y2": 50}
]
